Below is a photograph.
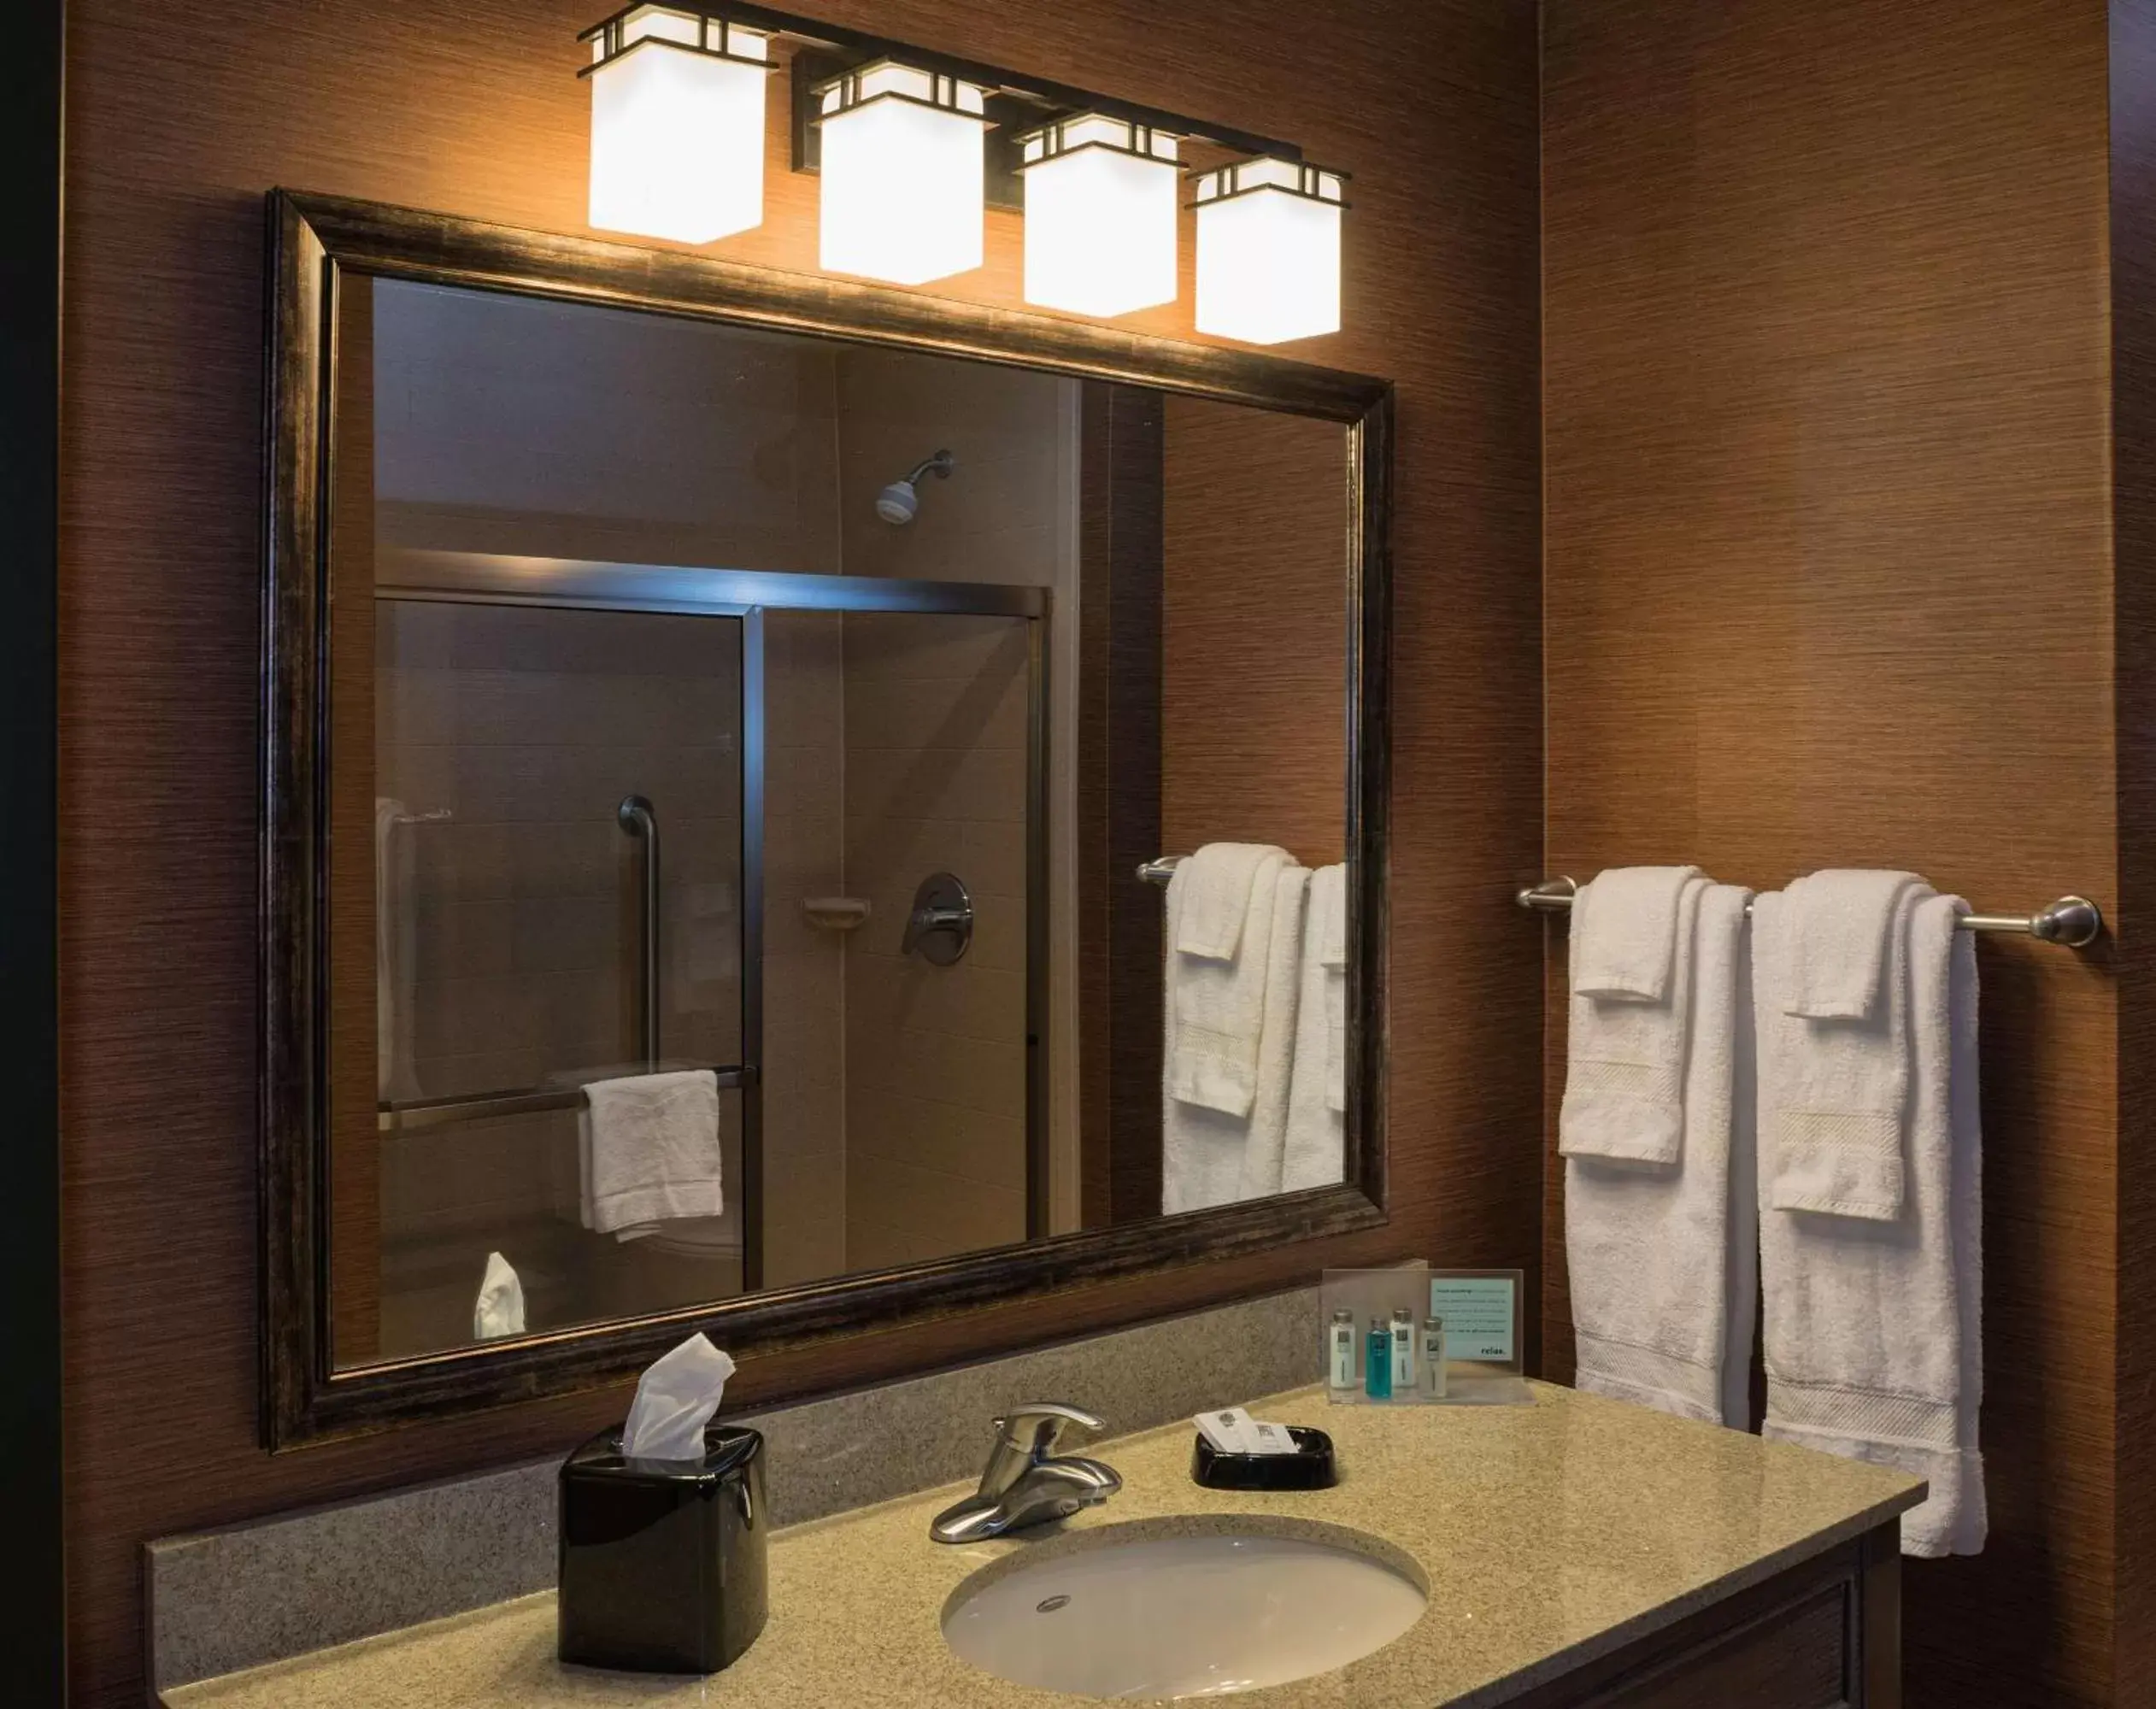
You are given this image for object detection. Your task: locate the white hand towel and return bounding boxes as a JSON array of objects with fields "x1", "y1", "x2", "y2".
[
  {"x1": 1164, "y1": 864, "x2": 1307, "y2": 1212},
  {"x1": 1781, "y1": 869, "x2": 1923, "y2": 1019},
  {"x1": 1567, "y1": 883, "x2": 1756, "y2": 1427},
  {"x1": 472, "y1": 1250, "x2": 526, "y2": 1341},
  {"x1": 1571, "y1": 865, "x2": 1704, "y2": 1001},
  {"x1": 1166, "y1": 844, "x2": 1294, "y2": 1119},
  {"x1": 1759, "y1": 892, "x2": 1983, "y2": 1558},
  {"x1": 1560, "y1": 873, "x2": 1707, "y2": 1166},
  {"x1": 1759, "y1": 878, "x2": 1921, "y2": 1221},
  {"x1": 1173, "y1": 842, "x2": 1292, "y2": 961},
  {"x1": 1284, "y1": 864, "x2": 1348, "y2": 1193},
  {"x1": 579, "y1": 1069, "x2": 725, "y2": 1236}
]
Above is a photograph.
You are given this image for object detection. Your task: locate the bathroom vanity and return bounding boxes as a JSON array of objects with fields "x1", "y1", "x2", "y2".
[{"x1": 157, "y1": 1382, "x2": 1920, "y2": 1708}]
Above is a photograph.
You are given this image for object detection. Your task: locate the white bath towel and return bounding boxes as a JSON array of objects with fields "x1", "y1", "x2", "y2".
[
  {"x1": 1315, "y1": 863, "x2": 1348, "y2": 1113},
  {"x1": 579, "y1": 1069, "x2": 725, "y2": 1237},
  {"x1": 1781, "y1": 869, "x2": 1924, "y2": 1019},
  {"x1": 1761, "y1": 876, "x2": 1923, "y2": 1222},
  {"x1": 1166, "y1": 843, "x2": 1295, "y2": 1119},
  {"x1": 1757, "y1": 890, "x2": 1985, "y2": 1558},
  {"x1": 1284, "y1": 863, "x2": 1348, "y2": 1193},
  {"x1": 1560, "y1": 873, "x2": 1707, "y2": 1166},
  {"x1": 1572, "y1": 865, "x2": 1704, "y2": 1001},
  {"x1": 1567, "y1": 882, "x2": 1756, "y2": 1427},
  {"x1": 472, "y1": 1250, "x2": 526, "y2": 1341},
  {"x1": 1165, "y1": 863, "x2": 1307, "y2": 1212}
]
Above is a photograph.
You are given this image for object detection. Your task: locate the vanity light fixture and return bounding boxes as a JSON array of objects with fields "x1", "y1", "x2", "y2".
[
  {"x1": 1193, "y1": 156, "x2": 1348, "y2": 345},
  {"x1": 581, "y1": 4, "x2": 772, "y2": 244},
  {"x1": 1015, "y1": 115, "x2": 1182, "y2": 318},
  {"x1": 815, "y1": 58, "x2": 989, "y2": 285}
]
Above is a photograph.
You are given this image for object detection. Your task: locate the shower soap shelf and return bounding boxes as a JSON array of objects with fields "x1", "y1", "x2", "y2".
[{"x1": 802, "y1": 897, "x2": 872, "y2": 932}]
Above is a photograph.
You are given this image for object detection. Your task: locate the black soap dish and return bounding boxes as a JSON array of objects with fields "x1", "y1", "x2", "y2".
[{"x1": 1191, "y1": 1424, "x2": 1336, "y2": 1491}]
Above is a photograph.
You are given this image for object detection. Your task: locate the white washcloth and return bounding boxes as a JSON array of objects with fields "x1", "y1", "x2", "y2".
[
  {"x1": 1165, "y1": 864, "x2": 1307, "y2": 1211},
  {"x1": 1759, "y1": 892, "x2": 1983, "y2": 1558},
  {"x1": 472, "y1": 1250, "x2": 526, "y2": 1341},
  {"x1": 579, "y1": 1069, "x2": 725, "y2": 1237},
  {"x1": 1781, "y1": 869, "x2": 1924, "y2": 1019},
  {"x1": 1572, "y1": 865, "x2": 1703, "y2": 1001},
  {"x1": 1284, "y1": 864, "x2": 1348, "y2": 1193},
  {"x1": 1166, "y1": 844, "x2": 1295, "y2": 1118},
  {"x1": 1567, "y1": 883, "x2": 1756, "y2": 1427},
  {"x1": 1759, "y1": 877, "x2": 1922, "y2": 1221},
  {"x1": 1173, "y1": 842, "x2": 1292, "y2": 961},
  {"x1": 1560, "y1": 873, "x2": 1707, "y2": 1166}
]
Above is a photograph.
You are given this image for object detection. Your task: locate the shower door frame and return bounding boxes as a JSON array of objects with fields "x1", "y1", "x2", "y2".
[
  {"x1": 261, "y1": 188, "x2": 1389, "y2": 1448},
  {"x1": 376, "y1": 551, "x2": 1056, "y2": 1265}
]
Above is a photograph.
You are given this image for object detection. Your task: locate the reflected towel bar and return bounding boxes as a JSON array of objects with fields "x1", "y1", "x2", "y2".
[
  {"x1": 376, "y1": 1065, "x2": 754, "y2": 1133},
  {"x1": 1516, "y1": 876, "x2": 2103, "y2": 948},
  {"x1": 1137, "y1": 856, "x2": 1184, "y2": 885}
]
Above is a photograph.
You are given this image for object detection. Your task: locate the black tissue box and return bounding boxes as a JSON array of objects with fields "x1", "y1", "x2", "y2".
[
  {"x1": 1191, "y1": 1424, "x2": 1337, "y2": 1490},
  {"x1": 557, "y1": 1424, "x2": 768, "y2": 1675}
]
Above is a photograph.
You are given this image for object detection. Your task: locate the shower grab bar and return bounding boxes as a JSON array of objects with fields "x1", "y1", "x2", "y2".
[
  {"x1": 618, "y1": 794, "x2": 661, "y2": 1072},
  {"x1": 1517, "y1": 876, "x2": 2102, "y2": 948},
  {"x1": 376, "y1": 1066, "x2": 754, "y2": 1133}
]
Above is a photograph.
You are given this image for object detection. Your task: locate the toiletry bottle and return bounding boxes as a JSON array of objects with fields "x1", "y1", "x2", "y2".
[
  {"x1": 1328, "y1": 1308, "x2": 1356, "y2": 1395},
  {"x1": 1364, "y1": 1316, "x2": 1392, "y2": 1401},
  {"x1": 1390, "y1": 1307, "x2": 1415, "y2": 1396},
  {"x1": 1420, "y1": 1316, "x2": 1448, "y2": 1400}
]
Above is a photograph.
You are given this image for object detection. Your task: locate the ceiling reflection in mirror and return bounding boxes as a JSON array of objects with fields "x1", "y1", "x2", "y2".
[{"x1": 328, "y1": 276, "x2": 1352, "y2": 1369}]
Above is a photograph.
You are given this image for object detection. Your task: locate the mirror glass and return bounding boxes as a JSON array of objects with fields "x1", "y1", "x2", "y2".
[{"x1": 326, "y1": 276, "x2": 1352, "y2": 1368}]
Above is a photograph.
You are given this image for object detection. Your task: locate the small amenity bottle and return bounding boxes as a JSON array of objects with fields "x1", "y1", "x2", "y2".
[
  {"x1": 1327, "y1": 1308, "x2": 1357, "y2": 1395},
  {"x1": 1390, "y1": 1307, "x2": 1416, "y2": 1396},
  {"x1": 1420, "y1": 1316, "x2": 1448, "y2": 1400},
  {"x1": 1364, "y1": 1316, "x2": 1392, "y2": 1401}
]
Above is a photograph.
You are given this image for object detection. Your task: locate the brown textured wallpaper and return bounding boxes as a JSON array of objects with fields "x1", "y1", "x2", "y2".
[
  {"x1": 1543, "y1": 3, "x2": 2138, "y2": 1704},
  {"x1": 58, "y1": 0, "x2": 1541, "y2": 1701}
]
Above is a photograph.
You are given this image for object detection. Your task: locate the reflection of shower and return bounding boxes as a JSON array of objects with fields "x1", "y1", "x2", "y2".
[{"x1": 875, "y1": 449, "x2": 955, "y2": 525}]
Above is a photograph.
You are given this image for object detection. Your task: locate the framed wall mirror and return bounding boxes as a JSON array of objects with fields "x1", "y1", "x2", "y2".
[{"x1": 261, "y1": 190, "x2": 1391, "y2": 1446}]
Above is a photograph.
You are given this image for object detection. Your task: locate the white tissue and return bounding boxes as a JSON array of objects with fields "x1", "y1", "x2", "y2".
[
  {"x1": 472, "y1": 1251, "x2": 526, "y2": 1342},
  {"x1": 622, "y1": 1332, "x2": 737, "y2": 1460}
]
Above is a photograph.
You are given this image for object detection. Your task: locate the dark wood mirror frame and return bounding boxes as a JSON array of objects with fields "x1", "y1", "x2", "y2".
[{"x1": 261, "y1": 188, "x2": 1393, "y2": 1449}]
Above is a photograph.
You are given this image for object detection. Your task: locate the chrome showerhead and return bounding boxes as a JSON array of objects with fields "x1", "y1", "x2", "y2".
[{"x1": 876, "y1": 449, "x2": 954, "y2": 525}]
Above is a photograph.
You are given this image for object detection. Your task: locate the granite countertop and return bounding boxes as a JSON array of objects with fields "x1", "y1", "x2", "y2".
[{"x1": 164, "y1": 1383, "x2": 1922, "y2": 1708}]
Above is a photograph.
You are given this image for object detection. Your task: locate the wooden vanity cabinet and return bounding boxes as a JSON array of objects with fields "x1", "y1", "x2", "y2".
[{"x1": 1509, "y1": 1520, "x2": 1902, "y2": 1709}]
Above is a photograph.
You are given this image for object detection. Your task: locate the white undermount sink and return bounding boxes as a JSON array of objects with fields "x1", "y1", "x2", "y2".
[{"x1": 941, "y1": 1520, "x2": 1428, "y2": 1700}]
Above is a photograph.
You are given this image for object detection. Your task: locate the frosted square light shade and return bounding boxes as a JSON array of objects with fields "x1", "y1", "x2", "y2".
[
  {"x1": 586, "y1": 8, "x2": 768, "y2": 245},
  {"x1": 1018, "y1": 115, "x2": 1180, "y2": 318},
  {"x1": 1194, "y1": 157, "x2": 1347, "y2": 346},
  {"x1": 818, "y1": 62, "x2": 987, "y2": 285}
]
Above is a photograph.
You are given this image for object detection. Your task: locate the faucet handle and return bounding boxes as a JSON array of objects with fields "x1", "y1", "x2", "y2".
[{"x1": 996, "y1": 1402, "x2": 1106, "y2": 1457}]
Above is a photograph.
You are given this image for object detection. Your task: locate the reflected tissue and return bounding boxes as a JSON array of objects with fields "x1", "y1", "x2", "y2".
[
  {"x1": 623, "y1": 1332, "x2": 737, "y2": 1459},
  {"x1": 472, "y1": 1250, "x2": 526, "y2": 1342}
]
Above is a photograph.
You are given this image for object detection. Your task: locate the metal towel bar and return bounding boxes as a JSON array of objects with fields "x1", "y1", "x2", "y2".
[{"x1": 1517, "y1": 876, "x2": 2102, "y2": 948}]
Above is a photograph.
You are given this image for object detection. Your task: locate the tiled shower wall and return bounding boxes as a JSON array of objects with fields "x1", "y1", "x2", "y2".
[{"x1": 840, "y1": 612, "x2": 1032, "y2": 1268}]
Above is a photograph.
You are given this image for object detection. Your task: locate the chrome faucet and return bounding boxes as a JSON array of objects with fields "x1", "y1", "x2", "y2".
[{"x1": 929, "y1": 1403, "x2": 1122, "y2": 1544}]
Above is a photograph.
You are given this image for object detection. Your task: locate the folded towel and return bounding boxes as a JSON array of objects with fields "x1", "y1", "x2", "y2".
[
  {"x1": 1166, "y1": 844, "x2": 1295, "y2": 1119},
  {"x1": 1758, "y1": 877, "x2": 1921, "y2": 1221},
  {"x1": 1173, "y1": 842, "x2": 1292, "y2": 961},
  {"x1": 1781, "y1": 869, "x2": 1923, "y2": 1019},
  {"x1": 1560, "y1": 872, "x2": 1707, "y2": 1166},
  {"x1": 472, "y1": 1250, "x2": 526, "y2": 1341},
  {"x1": 1567, "y1": 883, "x2": 1756, "y2": 1427},
  {"x1": 1572, "y1": 865, "x2": 1704, "y2": 1001},
  {"x1": 1284, "y1": 864, "x2": 1348, "y2": 1193},
  {"x1": 579, "y1": 1069, "x2": 725, "y2": 1237},
  {"x1": 1165, "y1": 864, "x2": 1307, "y2": 1212},
  {"x1": 1759, "y1": 893, "x2": 1984, "y2": 1558}
]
